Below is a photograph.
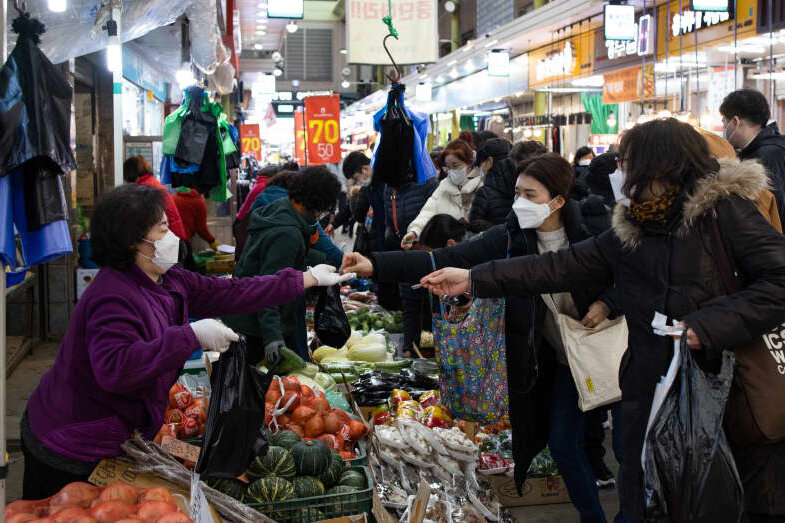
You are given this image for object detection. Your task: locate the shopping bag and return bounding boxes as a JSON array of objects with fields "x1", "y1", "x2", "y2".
[
  {"x1": 542, "y1": 295, "x2": 628, "y2": 411},
  {"x1": 372, "y1": 84, "x2": 415, "y2": 187},
  {"x1": 431, "y1": 295, "x2": 508, "y2": 424},
  {"x1": 314, "y1": 284, "x2": 351, "y2": 348},
  {"x1": 195, "y1": 337, "x2": 272, "y2": 478},
  {"x1": 642, "y1": 336, "x2": 743, "y2": 523}
]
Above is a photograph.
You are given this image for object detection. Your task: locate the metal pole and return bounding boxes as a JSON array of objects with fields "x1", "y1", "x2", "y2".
[
  {"x1": 666, "y1": 0, "x2": 671, "y2": 112},
  {"x1": 112, "y1": 6, "x2": 124, "y2": 187},
  {"x1": 770, "y1": 0, "x2": 774, "y2": 110},
  {"x1": 450, "y1": 0, "x2": 461, "y2": 53},
  {"x1": 1, "y1": 0, "x2": 8, "y2": 511},
  {"x1": 734, "y1": 0, "x2": 738, "y2": 89}
]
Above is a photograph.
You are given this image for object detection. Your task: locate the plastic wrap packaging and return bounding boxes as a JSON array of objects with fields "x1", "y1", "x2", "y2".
[
  {"x1": 208, "y1": 62, "x2": 235, "y2": 96},
  {"x1": 314, "y1": 284, "x2": 352, "y2": 348},
  {"x1": 8, "y1": 0, "x2": 190, "y2": 65},
  {"x1": 186, "y1": 0, "x2": 229, "y2": 74}
]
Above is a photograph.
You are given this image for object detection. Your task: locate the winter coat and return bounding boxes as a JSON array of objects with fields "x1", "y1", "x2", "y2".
[
  {"x1": 136, "y1": 175, "x2": 186, "y2": 240},
  {"x1": 469, "y1": 157, "x2": 517, "y2": 229},
  {"x1": 370, "y1": 199, "x2": 620, "y2": 493},
  {"x1": 27, "y1": 265, "x2": 304, "y2": 463},
  {"x1": 407, "y1": 176, "x2": 482, "y2": 237},
  {"x1": 383, "y1": 178, "x2": 439, "y2": 249},
  {"x1": 172, "y1": 189, "x2": 214, "y2": 244},
  {"x1": 584, "y1": 168, "x2": 616, "y2": 208},
  {"x1": 236, "y1": 176, "x2": 270, "y2": 221},
  {"x1": 223, "y1": 198, "x2": 326, "y2": 355},
  {"x1": 468, "y1": 159, "x2": 785, "y2": 518},
  {"x1": 740, "y1": 122, "x2": 785, "y2": 220}
]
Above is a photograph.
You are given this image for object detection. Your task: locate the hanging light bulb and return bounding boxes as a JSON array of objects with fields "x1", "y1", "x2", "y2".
[
  {"x1": 606, "y1": 110, "x2": 617, "y2": 129},
  {"x1": 523, "y1": 129, "x2": 533, "y2": 138},
  {"x1": 48, "y1": 0, "x2": 67, "y2": 12},
  {"x1": 106, "y1": 35, "x2": 122, "y2": 72},
  {"x1": 534, "y1": 129, "x2": 542, "y2": 137},
  {"x1": 176, "y1": 64, "x2": 195, "y2": 89},
  {"x1": 625, "y1": 113, "x2": 635, "y2": 130},
  {"x1": 273, "y1": 66, "x2": 284, "y2": 77},
  {"x1": 657, "y1": 109, "x2": 673, "y2": 119},
  {"x1": 341, "y1": 79, "x2": 351, "y2": 89},
  {"x1": 286, "y1": 21, "x2": 299, "y2": 33}
]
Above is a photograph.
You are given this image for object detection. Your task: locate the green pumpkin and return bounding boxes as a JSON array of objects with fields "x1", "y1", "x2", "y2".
[
  {"x1": 206, "y1": 478, "x2": 246, "y2": 502},
  {"x1": 339, "y1": 470, "x2": 366, "y2": 489},
  {"x1": 292, "y1": 475, "x2": 325, "y2": 498},
  {"x1": 247, "y1": 477, "x2": 295, "y2": 503},
  {"x1": 319, "y1": 457, "x2": 343, "y2": 488},
  {"x1": 270, "y1": 429, "x2": 302, "y2": 451},
  {"x1": 327, "y1": 485, "x2": 360, "y2": 495},
  {"x1": 247, "y1": 446, "x2": 296, "y2": 480},
  {"x1": 291, "y1": 439, "x2": 332, "y2": 476}
]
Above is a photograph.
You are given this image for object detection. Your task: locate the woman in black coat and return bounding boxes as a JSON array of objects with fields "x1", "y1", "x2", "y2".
[
  {"x1": 418, "y1": 119, "x2": 785, "y2": 522},
  {"x1": 343, "y1": 154, "x2": 623, "y2": 523}
]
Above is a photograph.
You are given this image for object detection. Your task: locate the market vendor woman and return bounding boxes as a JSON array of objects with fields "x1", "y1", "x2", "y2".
[{"x1": 21, "y1": 184, "x2": 349, "y2": 500}]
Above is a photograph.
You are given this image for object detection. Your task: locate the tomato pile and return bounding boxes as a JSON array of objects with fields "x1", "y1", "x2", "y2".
[{"x1": 154, "y1": 384, "x2": 208, "y2": 444}]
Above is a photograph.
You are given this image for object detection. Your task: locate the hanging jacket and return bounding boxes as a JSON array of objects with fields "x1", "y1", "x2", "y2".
[
  {"x1": 407, "y1": 175, "x2": 482, "y2": 238},
  {"x1": 135, "y1": 175, "x2": 186, "y2": 240},
  {"x1": 739, "y1": 122, "x2": 785, "y2": 220},
  {"x1": 172, "y1": 189, "x2": 214, "y2": 244},
  {"x1": 468, "y1": 159, "x2": 785, "y2": 518},
  {"x1": 469, "y1": 157, "x2": 517, "y2": 229},
  {"x1": 370, "y1": 199, "x2": 619, "y2": 496},
  {"x1": 383, "y1": 179, "x2": 439, "y2": 250}
]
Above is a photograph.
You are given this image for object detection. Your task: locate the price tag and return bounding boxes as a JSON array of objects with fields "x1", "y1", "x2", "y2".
[
  {"x1": 294, "y1": 109, "x2": 307, "y2": 166},
  {"x1": 304, "y1": 94, "x2": 341, "y2": 165},
  {"x1": 189, "y1": 472, "x2": 214, "y2": 523},
  {"x1": 240, "y1": 124, "x2": 262, "y2": 162},
  {"x1": 161, "y1": 436, "x2": 201, "y2": 463}
]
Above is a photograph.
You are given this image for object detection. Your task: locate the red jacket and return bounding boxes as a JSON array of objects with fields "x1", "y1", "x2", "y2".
[
  {"x1": 173, "y1": 189, "x2": 215, "y2": 243},
  {"x1": 136, "y1": 175, "x2": 187, "y2": 240},
  {"x1": 236, "y1": 176, "x2": 270, "y2": 221}
]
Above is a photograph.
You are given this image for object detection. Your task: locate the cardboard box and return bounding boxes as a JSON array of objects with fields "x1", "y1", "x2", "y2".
[
  {"x1": 489, "y1": 474, "x2": 571, "y2": 508},
  {"x1": 317, "y1": 515, "x2": 368, "y2": 523}
]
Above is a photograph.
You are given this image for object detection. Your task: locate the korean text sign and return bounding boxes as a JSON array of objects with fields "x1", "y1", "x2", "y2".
[{"x1": 304, "y1": 95, "x2": 341, "y2": 165}]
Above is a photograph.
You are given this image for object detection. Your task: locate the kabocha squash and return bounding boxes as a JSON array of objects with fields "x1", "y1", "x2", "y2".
[
  {"x1": 338, "y1": 470, "x2": 366, "y2": 489},
  {"x1": 292, "y1": 476, "x2": 325, "y2": 498},
  {"x1": 291, "y1": 439, "x2": 332, "y2": 476},
  {"x1": 319, "y1": 453, "x2": 344, "y2": 488},
  {"x1": 206, "y1": 478, "x2": 246, "y2": 502},
  {"x1": 269, "y1": 429, "x2": 302, "y2": 451},
  {"x1": 327, "y1": 485, "x2": 360, "y2": 495},
  {"x1": 246, "y1": 477, "x2": 295, "y2": 503},
  {"x1": 247, "y1": 446, "x2": 296, "y2": 480}
]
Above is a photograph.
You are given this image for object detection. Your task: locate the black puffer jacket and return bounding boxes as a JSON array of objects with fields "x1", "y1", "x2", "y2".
[
  {"x1": 382, "y1": 178, "x2": 438, "y2": 250},
  {"x1": 740, "y1": 122, "x2": 785, "y2": 220},
  {"x1": 469, "y1": 159, "x2": 785, "y2": 519},
  {"x1": 370, "y1": 199, "x2": 620, "y2": 492},
  {"x1": 469, "y1": 157, "x2": 517, "y2": 229}
]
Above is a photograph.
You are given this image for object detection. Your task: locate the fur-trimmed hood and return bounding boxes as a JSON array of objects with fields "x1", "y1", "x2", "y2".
[{"x1": 612, "y1": 158, "x2": 771, "y2": 248}]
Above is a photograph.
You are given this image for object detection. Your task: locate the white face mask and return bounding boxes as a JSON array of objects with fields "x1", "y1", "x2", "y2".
[
  {"x1": 609, "y1": 169, "x2": 631, "y2": 207},
  {"x1": 724, "y1": 118, "x2": 739, "y2": 143},
  {"x1": 512, "y1": 197, "x2": 557, "y2": 229},
  {"x1": 578, "y1": 159, "x2": 591, "y2": 166},
  {"x1": 141, "y1": 230, "x2": 180, "y2": 272},
  {"x1": 448, "y1": 167, "x2": 468, "y2": 187}
]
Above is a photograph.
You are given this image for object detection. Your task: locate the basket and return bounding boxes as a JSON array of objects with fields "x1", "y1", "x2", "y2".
[
  {"x1": 345, "y1": 439, "x2": 367, "y2": 467},
  {"x1": 246, "y1": 466, "x2": 373, "y2": 522}
]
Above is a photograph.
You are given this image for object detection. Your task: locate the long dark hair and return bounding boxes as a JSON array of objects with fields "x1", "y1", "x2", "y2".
[{"x1": 618, "y1": 119, "x2": 715, "y2": 201}]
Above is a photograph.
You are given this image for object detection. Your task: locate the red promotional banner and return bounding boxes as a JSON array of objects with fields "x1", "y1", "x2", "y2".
[
  {"x1": 304, "y1": 94, "x2": 341, "y2": 165},
  {"x1": 240, "y1": 124, "x2": 262, "y2": 162},
  {"x1": 293, "y1": 109, "x2": 307, "y2": 166}
]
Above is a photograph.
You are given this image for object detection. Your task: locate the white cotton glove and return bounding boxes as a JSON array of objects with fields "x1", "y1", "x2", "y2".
[
  {"x1": 190, "y1": 319, "x2": 239, "y2": 353},
  {"x1": 309, "y1": 264, "x2": 356, "y2": 287}
]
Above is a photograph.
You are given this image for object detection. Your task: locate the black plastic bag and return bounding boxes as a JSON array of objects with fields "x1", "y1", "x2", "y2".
[
  {"x1": 353, "y1": 224, "x2": 372, "y2": 257},
  {"x1": 174, "y1": 86, "x2": 217, "y2": 166},
  {"x1": 314, "y1": 284, "x2": 351, "y2": 348},
  {"x1": 373, "y1": 84, "x2": 415, "y2": 187},
  {"x1": 196, "y1": 338, "x2": 272, "y2": 478},
  {"x1": 643, "y1": 336, "x2": 743, "y2": 522},
  {"x1": 22, "y1": 158, "x2": 67, "y2": 231}
]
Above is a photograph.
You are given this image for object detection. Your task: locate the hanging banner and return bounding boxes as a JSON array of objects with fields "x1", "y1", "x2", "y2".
[
  {"x1": 602, "y1": 64, "x2": 654, "y2": 104},
  {"x1": 346, "y1": 0, "x2": 438, "y2": 65},
  {"x1": 304, "y1": 95, "x2": 342, "y2": 165},
  {"x1": 240, "y1": 124, "x2": 262, "y2": 162},
  {"x1": 294, "y1": 109, "x2": 307, "y2": 166}
]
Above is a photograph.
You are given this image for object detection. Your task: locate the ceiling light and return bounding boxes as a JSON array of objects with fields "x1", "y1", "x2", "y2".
[
  {"x1": 292, "y1": 79, "x2": 300, "y2": 87},
  {"x1": 341, "y1": 80, "x2": 351, "y2": 89},
  {"x1": 419, "y1": 73, "x2": 428, "y2": 80},
  {"x1": 717, "y1": 44, "x2": 764, "y2": 54},
  {"x1": 273, "y1": 66, "x2": 284, "y2": 77},
  {"x1": 254, "y1": 43, "x2": 263, "y2": 50},
  {"x1": 444, "y1": 0, "x2": 457, "y2": 12},
  {"x1": 447, "y1": 59, "x2": 458, "y2": 66},
  {"x1": 271, "y1": 51, "x2": 283, "y2": 62},
  {"x1": 256, "y1": 29, "x2": 267, "y2": 35},
  {"x1": 572, "y1": 75, "x2": 604, "y2": 87},
  {"x1": 750, "y1": 70, "x2": 785, "y2": 80},
  {"x1": 340, "y1": 48, "x2": 347, "y2": 55},
  {"x1": 449, "y1": 68, "x2": 460, "y2": 79},
  {"x1": 464, "y1": 60, "x2": 476, "y2": 73},
  {"x1": 48, "y1": 0, "x2": 67, "y2": 12},
  {"x1": 286, "y1": 21, "x2": 299, "y2": 33},
  {"x1": 523, "y1": 129, "x2": 532, "y2": 137},
  {"x1": 484, "y1": 39, "x2": 499, "y2": 48},
  {"x1": 607, "y1": 109, "x2": 617, "y2": 128},
  {"x1": 106, "y1": 36, "x2": 121, "y2": 73},
  {"x1": 534, "y1": 129, "x2": 542, "y2": 137},
  {"x1": 176, "y1": 65, "x2": 195, "y2": 89},
  {"x1": 657, "y1": 109, "x2": 673, "y2": 118},
  {"x1": 463, "y1": 40, "x2": 474, "y2": 52}
]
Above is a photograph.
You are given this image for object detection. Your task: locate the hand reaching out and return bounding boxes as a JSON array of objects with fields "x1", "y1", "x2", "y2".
[
  {"x1": 419, "y1": 268, "x2": 470, "y2": 296},
  {"x1": 401, "y1": 231, "x2": 417, "y2": 250},
  {"x1": 341, "y1": 253, "x2": 374, "y2": 278}
]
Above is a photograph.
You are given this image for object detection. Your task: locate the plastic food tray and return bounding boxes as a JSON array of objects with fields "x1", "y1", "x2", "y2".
[{"x1": 246, "y1": 466, "x2": 373, "y2": 523}]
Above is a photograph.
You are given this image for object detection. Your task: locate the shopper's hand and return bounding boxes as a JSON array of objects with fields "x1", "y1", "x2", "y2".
[
  {"x1": 420, "y1": 268, "x2": 470, "y2": 296},
  {"x1": 678, "y1": 322, "x2": 702, "y2": 349},
  {"x1": 581, "y1": 301, "x2": 611, "y2": 328},
  {"x1": 401, "y1": 231, "x2": 417, "y2": 250},
  {"x1": 309, "y1": 264, "x2": 356, "y2": 286},
  {"x1": 209, "y1": 240, "x2": 218, "y2": 250},
  {"x1": 190, "y1": 319, "x2": 239, "y2": 353},
  {"x1": 342, "y1": 253, "x2": 374, "y2": 278},
  {"x1": 264, "y1": 340, "x2": 286, "y2": 368},
  {"x1": 324, "y1": 224, "x2": 335, "y2": 236}
]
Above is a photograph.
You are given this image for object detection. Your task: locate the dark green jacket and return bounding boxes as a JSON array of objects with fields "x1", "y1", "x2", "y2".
[{"x1": 223, "y1": 198, "x2": 325, "y2": 349}]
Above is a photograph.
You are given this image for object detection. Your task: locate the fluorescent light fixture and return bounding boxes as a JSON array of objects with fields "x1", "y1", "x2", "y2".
[
  {"x1": 444, "y1": 1, "x2": 457, "y2": 13},
  {"x1": 256, "y1": 29, "x2": 267, "y2": 35},
  {"x1": 464, "y1": 59, "x2": 476, "y2": 73},
  {"x1": 277, "y1": 104, "x2": 295, "y2": 113},
  {"x1": 106, "y1": 36, "x2": 122, "y2": 72},
  {"x1": 604, "y1": 4, "x2": 636, "y2": 41},
  {"x1": 340, "y1": 48, "x2": 347, "y2": 55},
  {"x1": 447, "y1": 59, "x2": 458, "y2": 66},
  {"x1": 286, "y1": 21, "x2": 299, "y2": 33},
  {"x1": 717, "y1": 44, "x2": 765, "y2": 53},
  {"x1": 484, "y1": 39, "x2": 499, "y2": 48},
  {"x1": 416, "y1": 82, "x2": 433, "y2": 102},
  {"x1": 750, "y1": 70, "x2": 785, "y2": 80},
  {"x1": 254, "y1": 43, "x2": 263, "y2": 50},
  {"x1": 341, "y1": 79, "x2": 351, "y2": 88},
  {"x1": 523, "y1": 129, "x2": 532, "y2": 137},
  {"x1": 271, "y1": 51, "x2": 283, "y2": 62},
  {"x1": 449, "y1": 68, "x2": 460, "y2": 79},
  {"x1": 48, "y1": 0, "x2": 67, "y2": 12},
  {"x1": 273, "y1": 66, "x2": 284, "y2": 77},
  {"x1": 419, "y1": 73, "x2": 428, "y2": 80},
  {"x1": 691, "y1": 0, "x2": 729, "y2": 11},
  {"x1": 487, "y1": 50, "x2": 510, "y2": 77},
  {"x1": 571, "y1": 75, "x2": 604, "y2": 87},
  {"x1": 268, "y1": 0, "x2": 303, "y2": 18},
  {"x1": 176, "y1": 65, "x2": 195, "y2": 89},
  {"x1": 435, "y1": 74, "x2": 445, "y2": 83}
]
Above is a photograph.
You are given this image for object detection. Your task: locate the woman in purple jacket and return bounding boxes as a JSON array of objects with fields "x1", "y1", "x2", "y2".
[{"x1": 21, "y1": 184, "x2": 352, "y2": 499}]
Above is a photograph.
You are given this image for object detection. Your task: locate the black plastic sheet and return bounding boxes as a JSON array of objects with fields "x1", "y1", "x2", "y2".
[
  {"x1": 314, "y1": 284, "x2": 351, "y2": 348},
  {"x1": 196, "y1": 338, "x2": 272, "y2": 478},
  {"x1": 373, "y1": 84, "x2": 415, "y2": 187},
  {"x1": 643, "y1": 336, "x2": 743, "y2": 522}
]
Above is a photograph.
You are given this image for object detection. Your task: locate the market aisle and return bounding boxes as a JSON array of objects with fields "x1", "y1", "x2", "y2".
[{"x1": 5, "y1": 342, "x2": 59, "y2": 502}]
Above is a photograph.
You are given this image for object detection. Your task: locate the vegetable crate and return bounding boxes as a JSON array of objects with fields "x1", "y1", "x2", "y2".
[
  {"x1": 346, "y1": 439, "x2": 367, "y2": 467},
  {"x1": 247, "y1": 466, "x2": 373, "y2": 522}
]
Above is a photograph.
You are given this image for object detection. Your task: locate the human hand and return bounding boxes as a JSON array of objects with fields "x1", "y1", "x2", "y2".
[
  {"x1": 264, "y1": 340, "x2": 286, "y2": 368},
  {"x1": 190, "y1": 319, "x2": 239, "y2": 353},
  {"x1": 401, "y1": 231, "x2": 417, "y2": 250},
  {"x1": 678, "y1": 322, "x2": 702, "y2": 349},
  {"x1": 419, "y1": 268, "x2": 470, "y2": 296},
  {"x1": 309, "y1": 264, "x2": 356, "y2": 286},
  {"x1": 342, "y1": 253, "x2": 373, "y2": 278},
  {"x1": 581, "y1": 301, "x2": 611, "y2": 328},
  {"x1": 324, "y1": 224, "x2": 335, "y2": 236},
  {"x1": 209, "y1": 240, "x2": 218, "y2": 250}
]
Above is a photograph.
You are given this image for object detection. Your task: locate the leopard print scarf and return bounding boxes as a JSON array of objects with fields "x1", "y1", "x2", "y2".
[{"x1": 625, "y1": 187, "x2": 680, "y2": 226}]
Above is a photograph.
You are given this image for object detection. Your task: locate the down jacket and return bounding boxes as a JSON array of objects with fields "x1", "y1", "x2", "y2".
[
  {"x1": 739, "y1": 122, "x2": 785, "y2": 220},
  {"x1": 383, "y1": 179, "x2": 438, "y2": 249},
  {"x1": 469, "y1": 157, "x2": 517, "y2": 229},
  {"x1": 468, "y1": 159, "x2": 785, "y2": 519},
  {"x1": 406, "y1": 175, "x2": 482, "y2": 238},
  {"x1": 370, "y1": 199, "x2": 619, "y2": 498}
]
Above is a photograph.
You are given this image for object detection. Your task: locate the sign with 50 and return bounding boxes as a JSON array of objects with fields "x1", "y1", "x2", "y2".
[{"x1": 304, "y1": 94, "x2": 341, "y2": 165}]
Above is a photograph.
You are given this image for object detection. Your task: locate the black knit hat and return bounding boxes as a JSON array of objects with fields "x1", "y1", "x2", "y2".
[
  {"x1": 474, "y1": 138, "x2": 512, "y2": 167},
  {"x1": 589, "y1": 152, "x2": 619, "y2": 177}
]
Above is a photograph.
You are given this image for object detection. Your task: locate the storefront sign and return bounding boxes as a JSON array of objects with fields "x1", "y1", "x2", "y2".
[
  {"x1": 536, "y1": 42, "x2": 574, "y2": 82},
  {"x1": 604, "y1": 4, "x2": 637, "y2": 41},
  {"x1": 672, "y1": 9, "x2": 731, "y2": 36},
  {"x1": 530, "y1": 32, "x2": 594, "y2": 88},
  {"x1": 294, "y1": 109, "x2": 307, "y2": 165},
  {"x1": 590, "y1": 134, "x2": 619, "y2": 148},
  {"x1": 692, "y1": 0, "x2": 729, "y2": 11},
  {"x1": 603, "y1": 65, "x2": 654, "y2": 103},
  {"x1": 240, "y1": 124, "x2": 262, "y2": 162},
  {"x1": 346, "y1": 0, "x2": 438, "y2": 64},
  {"x1": 304, "y1": 95, "x2": 341, "y2": 165},
  {"x1": 606, "y1": 14, "x2": 654, "y2": 60}
]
